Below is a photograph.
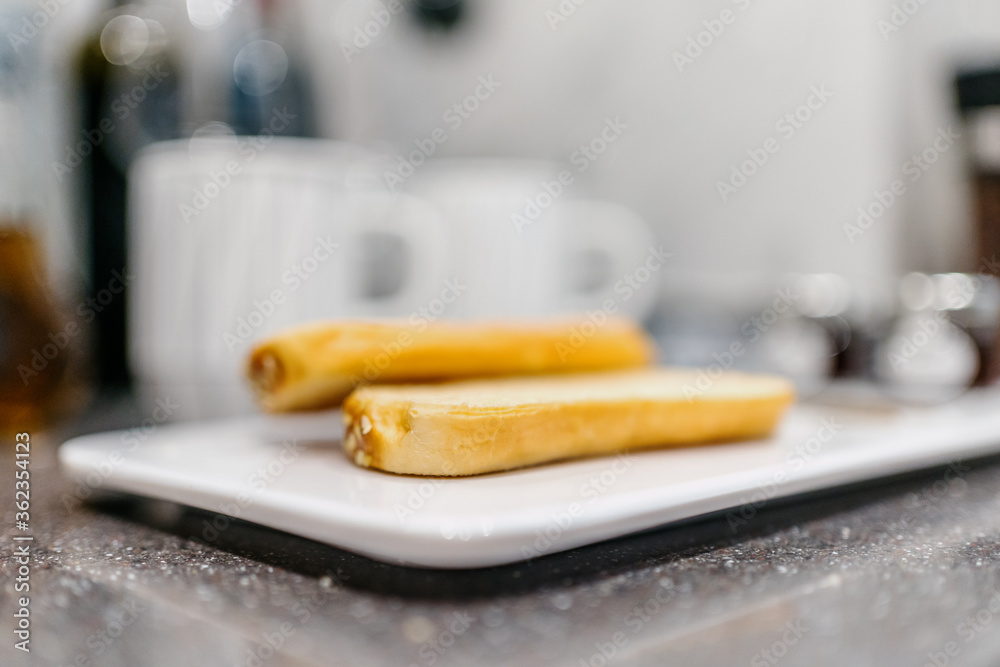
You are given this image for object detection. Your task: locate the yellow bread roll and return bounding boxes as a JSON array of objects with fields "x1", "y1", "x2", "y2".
[
  {"x1": 342, "y1": 368, "x2": 795, "y2": 476},
  {"x1": 247, "y1": 318, "x2": 656, "y2": 412}
]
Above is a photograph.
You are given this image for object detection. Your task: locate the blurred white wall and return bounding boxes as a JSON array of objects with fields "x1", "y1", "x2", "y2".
[
  {"x1": 294, "y1": 0, "x2": 1000, "y2": 290},
  {"x1": 302, "y1": 0, "x2": 908, "y2": 294},
  {"x1": 45, "y1": 0, "x2": 1000, "y2": 292}
]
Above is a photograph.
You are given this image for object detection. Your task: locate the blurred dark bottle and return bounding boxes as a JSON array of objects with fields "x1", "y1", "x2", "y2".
[
  {"x1": 0, "y1": 3, "x2": 73, "y2": 433},
  {"x1": 956, "y1": 66, "x2": 1000, "y2": 383},
  {"x1": 410, "y1": 0, "x2": 467, "y2": 31},
  {"x1": 228, "y1": 0, "x2": 315, "y2": 137},
  {"x1": 74, "y1": 1, "x2": 181, "y2": 390}
]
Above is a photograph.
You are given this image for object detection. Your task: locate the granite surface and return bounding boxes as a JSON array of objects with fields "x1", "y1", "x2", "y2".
[{"x1": 3, "y1": 396, "x2": 1000, "y2": 666}]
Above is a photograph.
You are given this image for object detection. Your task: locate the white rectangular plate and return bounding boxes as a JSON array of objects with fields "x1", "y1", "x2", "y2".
[{"x1": 59, "y1": 390, "x2": 1000, "y2": 568}]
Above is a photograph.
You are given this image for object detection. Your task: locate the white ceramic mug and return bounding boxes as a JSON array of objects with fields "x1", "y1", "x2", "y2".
[
  {"x1": 402, "y1": 159, "x2": 661, "y2": 320},
  {"x1": 129, "y1": 146, "x2": 659, "y2": 418},
  {"x1": 128, "y1": 138, "x2": 449, "y2": 417}
]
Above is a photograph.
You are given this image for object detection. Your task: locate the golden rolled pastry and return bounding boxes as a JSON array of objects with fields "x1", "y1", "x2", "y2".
[
  {"x1": 247, "y1": 318, "x2": 656, "y2": 412},
  {"x1": 342, "y1": 368, "x2": 795, "y2": 476}
]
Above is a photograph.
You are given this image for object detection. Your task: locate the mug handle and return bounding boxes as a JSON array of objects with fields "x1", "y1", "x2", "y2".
[
  {"x1": 549, "y1": 200, "x2": 662, "y2": 322},
  {"x1": 342, "y1": 192, "x2": 453, "y2": 317}
]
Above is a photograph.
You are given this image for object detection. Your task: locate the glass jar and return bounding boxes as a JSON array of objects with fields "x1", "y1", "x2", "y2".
[{"x1": 0, "y1": 2, "x2": 79, "y2": 434}]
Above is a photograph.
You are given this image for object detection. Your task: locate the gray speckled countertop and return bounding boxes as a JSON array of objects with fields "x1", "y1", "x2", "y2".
[{"x1": 5, "y1": 396, "x2": 1000, "y2": 666}]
